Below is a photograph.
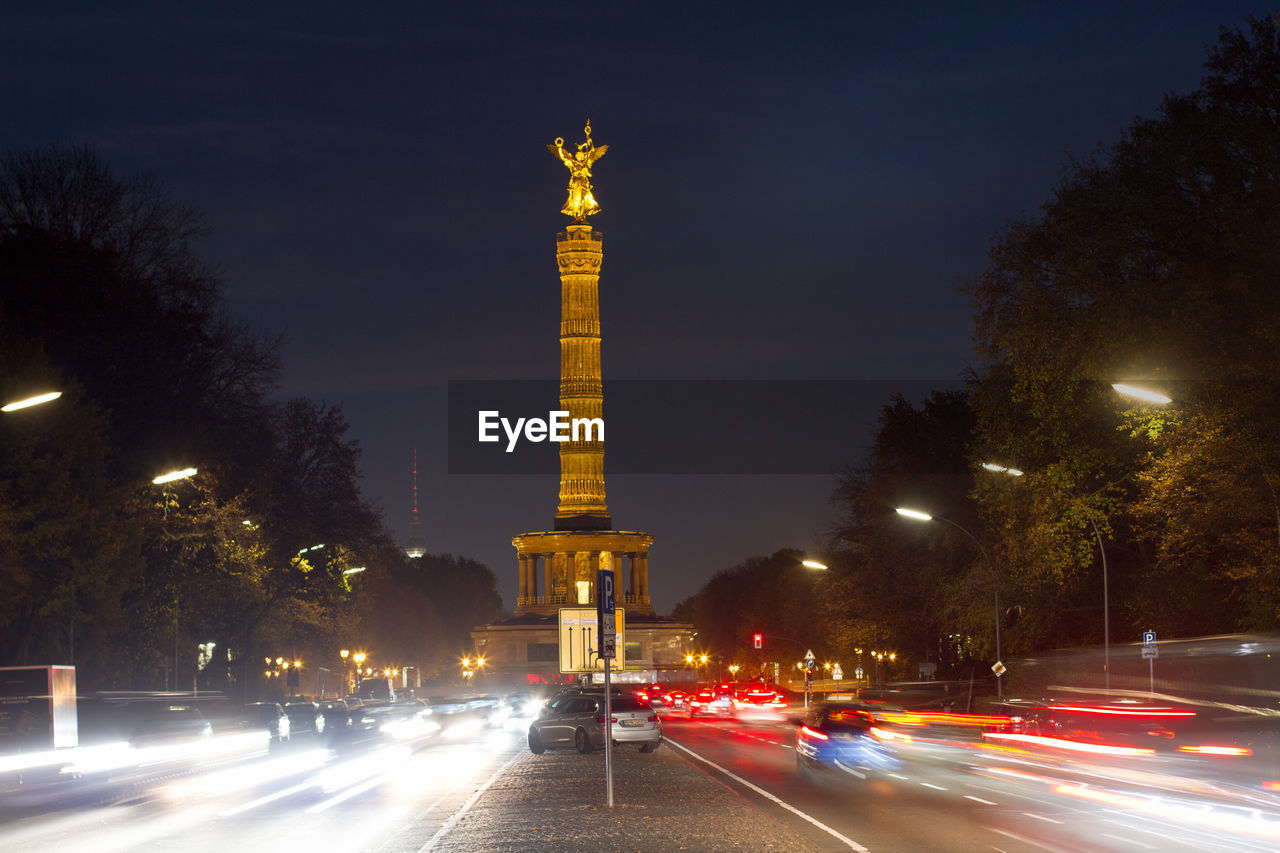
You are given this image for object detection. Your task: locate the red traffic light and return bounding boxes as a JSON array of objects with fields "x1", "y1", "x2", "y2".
[{"x1": 753, "y1": 633, "x2": 763, "y2": 649}]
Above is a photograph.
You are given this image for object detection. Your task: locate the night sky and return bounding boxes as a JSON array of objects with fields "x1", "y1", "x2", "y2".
[{"x1": 2, "y1": 3, "x2": 1263, "y2": 614}]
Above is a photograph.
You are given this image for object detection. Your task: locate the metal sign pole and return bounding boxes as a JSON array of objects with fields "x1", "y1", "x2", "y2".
[
  {"x1": 604, "y1": 654, "x2": 613, "y2": 807},
  {"x1": 598, "y1": 567, "x2": 615, "y2": 808}
]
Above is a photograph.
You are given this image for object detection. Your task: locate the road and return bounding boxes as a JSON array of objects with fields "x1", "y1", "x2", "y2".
[
  {"x1": 662, "y1": 712, "x2": 1280, "y2": 852},
  {"x1": 0, "y1": 727, "x2": 525, "y2": 853},
  {"x1": 6, "y1": 710, "x2": 1280, "y2": 852}
]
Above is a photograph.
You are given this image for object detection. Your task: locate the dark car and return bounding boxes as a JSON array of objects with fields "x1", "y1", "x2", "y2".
[
  {"x1": 284, "y1": 701, "x2": 325, "y2": 738},
  {"x1": 241, "y1": 702, "x2": 290, "y2": 743},
  {"x1": 78, "y1": 698, "x2": 212, "y2": 747},
  {"x1": 795, "y1": 702, "x2": 902, "y2": 779},
  {"x1": 528, "y1": 693, "x2": 661, "y2": 754},
  {"x1": 318, "y1": 699, "x2": 354, "y2": 739}
]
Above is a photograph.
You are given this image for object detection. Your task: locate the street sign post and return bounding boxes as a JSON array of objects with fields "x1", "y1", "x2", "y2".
[
  {"x1": 803, "y1": 649, "x2": 816, "y2": 708},
  {"x1": 598, "y1": 569, "x2": 616, "y2": 658},
  {"x1": 598, "y1": 567, "x2": 615, "y2": 808},
  {"x1": 1143, "y1": 629, "x2": 1157, "y2": 695}
]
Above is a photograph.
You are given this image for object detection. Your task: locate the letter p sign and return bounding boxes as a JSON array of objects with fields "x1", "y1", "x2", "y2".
[{"x1": 597, "y1": 568, "x2": 615, "y2": 617}]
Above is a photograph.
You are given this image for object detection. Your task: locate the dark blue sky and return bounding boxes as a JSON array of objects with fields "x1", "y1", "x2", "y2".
[{"x1": 2, "y1": 2, "x2": 1263, "y2": 612}]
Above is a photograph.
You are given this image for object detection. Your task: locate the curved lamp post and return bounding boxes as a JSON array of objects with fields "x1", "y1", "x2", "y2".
[{"x1": 896, "y1": 507, "x2": 1003, "y2": 697}]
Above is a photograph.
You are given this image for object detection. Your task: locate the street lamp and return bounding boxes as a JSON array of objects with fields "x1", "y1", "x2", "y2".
[
  {"x1": 2, "y1": 391, "x2": 62, "y2": 412},
  {"x1": 801, "y1": 559, "x2": 829, "y2": 570},
  {"x1": 1112, "y1": 383, "x2": 1172, "y2": 406},
  {"x1": 153, "y1": 466, "x2": 199, "y2": 689},
  {"x1": 152, "y1": 467, "x2": 198, "y2": 485},
  {"x1": 896, "y1": 507, "x2": 1003, "y2": 697}
]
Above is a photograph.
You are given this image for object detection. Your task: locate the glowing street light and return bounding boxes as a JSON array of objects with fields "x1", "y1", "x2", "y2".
[
  {"x1": 2, "y1": 391, "x2": 61, "y2": 412},
  {"x1": 152, "y1": 467, "x2": 198, "y2": 484},
  {"x1": 980, "y1": 462, "x2": 1024, "y2": 476},
  {"x1": 801, "y1": 559, "x2": 829, "y2": 570},
  {"x1": 1112, "y1": 383, "x2": 1171, "y2": 405}
]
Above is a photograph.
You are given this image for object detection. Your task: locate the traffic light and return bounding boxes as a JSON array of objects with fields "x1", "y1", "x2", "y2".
[{"x1": 753, "y1": 633, "x2": 763, "y2": 649}]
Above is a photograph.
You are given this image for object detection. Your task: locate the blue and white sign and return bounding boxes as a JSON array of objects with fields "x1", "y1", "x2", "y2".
[
  {"x1": 597, "y1": 569, "x2": 616, "y2": 658},
  {"x1": 1143, "y1": 630, "x2": 1156, "y2": 645},
  {"x1": 598, "y1": 569, "x2": 616, "y2": 616}
]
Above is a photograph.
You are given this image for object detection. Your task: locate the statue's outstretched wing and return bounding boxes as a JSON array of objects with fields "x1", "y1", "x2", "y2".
[
  {"x1": 587, "y1": 144, "x2": 608, "y2": 163},
  {"x1": 548, "y1": 143, "x2": 572, "y2": 166}
]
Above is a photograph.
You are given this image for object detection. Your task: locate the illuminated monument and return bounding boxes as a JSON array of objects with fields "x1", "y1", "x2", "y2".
[{"x1": 471, "y1": 124, "x2": 691, "y2": 684}]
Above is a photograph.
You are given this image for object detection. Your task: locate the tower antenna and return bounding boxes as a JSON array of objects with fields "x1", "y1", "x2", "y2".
[{"x1": 405, "y1": 447, "x2": 427, "y2": 558}]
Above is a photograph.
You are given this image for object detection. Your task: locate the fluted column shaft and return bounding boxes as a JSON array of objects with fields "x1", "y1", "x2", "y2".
[{"x1": 555, "y1": 224, "x2": 610, "y2": 527}]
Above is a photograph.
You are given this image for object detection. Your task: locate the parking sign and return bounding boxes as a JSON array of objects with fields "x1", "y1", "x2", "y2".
[{"x1": 598, "y1": 569, "x2": 616, "y2": 657}]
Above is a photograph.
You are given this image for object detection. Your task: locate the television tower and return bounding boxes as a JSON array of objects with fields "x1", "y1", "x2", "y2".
[{"x1": 404, "y1": 447, "x2": 427, "y2": 559}]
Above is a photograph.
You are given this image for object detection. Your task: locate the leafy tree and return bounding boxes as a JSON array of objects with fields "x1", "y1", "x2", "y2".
[
  {"x1": 0, "y1": 330, "x2": 143, "y2": 685},
  {"x1": 671, "y1": 549, "x2": 836, "y2": 679},
  {"x1": 828, "y1": 390, "x2": 986, "y2": 674},
  {"x1": 355, "y1": 552, "x2": 502, "y2": 684},
  {"x1": 969, "y1": 17, "x2": 1280, "y2": 641},
  {"x1": 0, "y1": 144, "x2": 281, "y2": 489}
]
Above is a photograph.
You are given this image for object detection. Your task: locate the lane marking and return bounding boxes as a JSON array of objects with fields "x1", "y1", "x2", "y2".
[
  {"x1": 417, "y1": 750, "x2": 522, "y2": 852},
  {"x1": 920, "y1": 782, "x2": 947, "y2": 791},
  {"x1": 307, "y1": 773, "x2": 387, "y2": 813},
  {"x1": 665, "y1": 737, "x2": 870, "y2": 852},
  {"x1": 1101, "y1": 833, "x2": 1157, "y2": 850},
  {"x1": 965, "y1": 795, "x2": 997, "y2": 805},
  {"x1": 988, "y1": 827, "x2": 1060, "y2": 851},
  {"x1": 1022, "y1": 812, "x2": 1063, "y2": 824},
  {"x1": 834, "y1": 760, "x2": 865, "y2": 779},
  {"x1": 220, "y1": 780, "x2": 316, "y2": 816}
]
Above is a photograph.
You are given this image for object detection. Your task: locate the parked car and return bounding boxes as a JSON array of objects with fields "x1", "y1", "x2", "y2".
[{"x1": 528, "y1": 693, "x2": 661, "y2": 754}]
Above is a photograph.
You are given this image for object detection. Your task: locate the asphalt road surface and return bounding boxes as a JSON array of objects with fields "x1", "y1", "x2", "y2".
[
  {"x1": 5, "y1": 712, "x2": 1280, "y2": 852},
  {"x1": 662, "y1": 713, "x2": 1280, "y2": 852}
]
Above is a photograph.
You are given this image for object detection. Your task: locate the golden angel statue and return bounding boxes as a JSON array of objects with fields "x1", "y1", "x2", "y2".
[{"x1": 548, "y1": 122, "x2": 608, "y2": 222}]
